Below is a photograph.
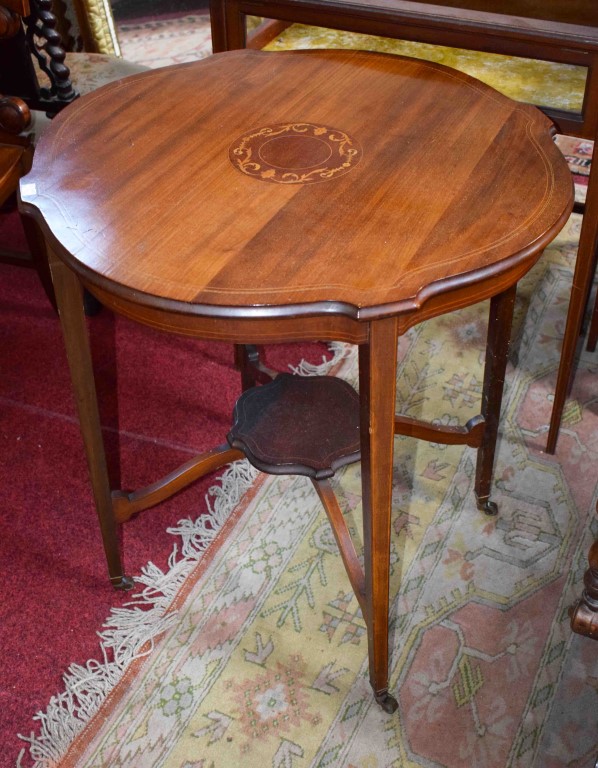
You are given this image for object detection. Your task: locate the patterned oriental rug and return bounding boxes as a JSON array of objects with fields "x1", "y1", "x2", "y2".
[
  {"x1": 12, "y1": 17, "x2": 598, "y2": 768},
  {"x1": 117, "y1": 14, "x2": 212, "y2": 68},
  {"x1": 19, "y1": 215, "x2": 598, "y2": 767}
]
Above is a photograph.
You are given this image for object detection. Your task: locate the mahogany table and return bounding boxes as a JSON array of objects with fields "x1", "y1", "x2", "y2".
[
  {"x1": 210, "y1": 0, "x2": 598, "y2": 453},
  {"x1": 19, "y1": 49, "x2": 572, "y2": 710}
]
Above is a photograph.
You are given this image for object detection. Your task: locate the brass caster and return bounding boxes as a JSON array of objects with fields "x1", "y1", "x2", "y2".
[
  {"x1": 374, "y1": 689, "x2": 398, "y2": 714},
  {"x1": 476, "y1": 498, "x2": 498, "y2": 516},
  {"x1": 111, "y1": 574, "x2": 135, "y2": 591}
]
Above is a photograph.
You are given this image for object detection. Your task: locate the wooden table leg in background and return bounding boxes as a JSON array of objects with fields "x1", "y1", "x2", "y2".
[
  {"x1": 570, "y1": 534, "x2": 598, "y2": 640},
  {"x1": 359, "y1": 316, "x2": 399, "y2": 713},
  {"x1": 547, "y1": 117, "x2": 598, "y2": 453},
  {"x1": 475, "y1": 285, "x2": 517, "y2": 514},
  {"x1": 47, "y1": 249, "x2": 133, "y2": 590},
  {"x1": 210, "y1": 0, "x2": 245, "y2": 51}
]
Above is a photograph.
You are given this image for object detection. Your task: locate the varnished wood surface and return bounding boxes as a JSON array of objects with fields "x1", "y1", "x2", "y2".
[
  {"x1": 0, "y1": 140, "x2": 30, "y2": 205},
  {"x1": 1, "y1": 0, "x2": 29, "y2": 17},
  {"x1": 21, "y1": 49, "x2": 572, "y2": 326},
  {"x1": 208, "y1": 0, "x2": 598, "y2": 454},
  {"x1": 570, "y1": 538, "x2": 598, "y2": 640},
  {"x1": 212, "y1": 0, "x2": 598, "y2": 58},
  {"x1": 383, "y1": 0, "x2": 598, "y2": 27},
  {"x1": 0, "y1": 4, "x2": 21, "y2": 38},
  {"x1": 292, "y1": 0, "x2": 598, "y2": 35},
  {"x1": 228, "y1": 373, "x2": 361, "y2": 479}
]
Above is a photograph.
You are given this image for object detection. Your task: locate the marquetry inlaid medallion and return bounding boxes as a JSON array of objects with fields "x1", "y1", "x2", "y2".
[{"x1": 229, "y1": 122, "x2": 362, "y2": 184}]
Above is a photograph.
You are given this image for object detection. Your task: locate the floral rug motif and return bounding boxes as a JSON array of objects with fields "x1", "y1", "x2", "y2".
[{"x1": 25, "y1": 216, "x2": 598, "y2": 767}]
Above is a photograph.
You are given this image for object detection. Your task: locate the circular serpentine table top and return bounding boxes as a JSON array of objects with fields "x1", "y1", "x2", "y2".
[{"x1": 20, "y1": 49, "x2": 573, "y2": 326}]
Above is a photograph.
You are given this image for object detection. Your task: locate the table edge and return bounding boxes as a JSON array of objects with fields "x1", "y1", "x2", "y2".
[{"x1": 20, "y1": 196, "x2": 573, "y2": 328}]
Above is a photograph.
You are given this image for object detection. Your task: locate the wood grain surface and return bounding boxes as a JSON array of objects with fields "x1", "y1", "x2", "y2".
[
  {"x1": 20, "y1": 49, "x2": 573, "y2": 321},
  {"x1": 382, "y1": 0, "x2": 598, "y2": 26},
  {"x1": 285, "y1": 0, "x2": 598, "y2": 29}
]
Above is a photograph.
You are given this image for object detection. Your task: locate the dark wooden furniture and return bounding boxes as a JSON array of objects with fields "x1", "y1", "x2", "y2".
[
  {"x1": 0, "y1": 0, "x2": 79, "y2": 117},
  {"x1": 0, "y1": 0, "x2": 58, "y2": 302},
  {"x1": 210, "y1": 0, "x2": 598, "y2": 454},
  {"x1": 587, "y1": 285, "x2": 598, "y2": 352},
  {"x1": 571, "y1": 503, "x2": 598, "y2": 640},
  {"x1": 0, "y1": 0, "x2": 146, "y2": 310},
  {"x1": 228, "y1": 374, "x2": 361, "y2": 477},
  {"x1": 0, "y1": 89, "x2": 32, "y2": 206},
  {"x1": 19, "y1": 49, "x2": 572, "y2": 710},
  {"x1": 0, "y1": 0, "x2": 79, "y2": 306},
  {"x1": 0, "y1": 135, "x2": 31, "y2": 205},
  {"x1": 0, "y1": 2, "x2": 33, "y2": 198}
]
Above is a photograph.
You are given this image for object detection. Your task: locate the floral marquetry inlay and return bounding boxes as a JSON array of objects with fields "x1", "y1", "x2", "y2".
[{"x1": 229, "y1": 122, "x2": 362, "y2": 184}]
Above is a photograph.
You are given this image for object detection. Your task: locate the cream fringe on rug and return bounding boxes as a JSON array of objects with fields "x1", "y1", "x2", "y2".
[{"x1": 17, "y1": 344, "x2": 348, "y2": 767}]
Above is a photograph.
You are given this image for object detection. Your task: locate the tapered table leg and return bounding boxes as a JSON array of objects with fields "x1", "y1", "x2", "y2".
[
  {"x1": 474, "y1": 285, "x2": 517, "y2": 515},
  {"x1": 547, "y1": 161, "x2": 598, "y2": 453},
  {"x1": 48, "y1": 249, "x2": 132, "y2": 590},
  {"x1": 234, "y1": 344, "x2": 258, "y2": 391},
  {"x1": 21, "y1": 213, "x2": 56, "y2": 311},
  {"x1": 586, "y1": 296, "x2": 598, "y2": 353},
  {"x1": 359, "y1": 317, "x2": 399, "y2": 713},
  {"x1": 233, "y1": 344, "x2": 277, "y2": 390}
]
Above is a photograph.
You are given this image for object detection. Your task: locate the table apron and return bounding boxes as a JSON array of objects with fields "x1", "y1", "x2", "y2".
[
  {"x1": 84, "y1": 253, "x2": 537, "y2": 345},
  {"x1": 87, "y1": 282, "x2": 370, "y2": 344}
]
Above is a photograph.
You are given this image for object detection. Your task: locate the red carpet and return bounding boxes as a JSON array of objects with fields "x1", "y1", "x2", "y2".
[{"x1": 0, "y1": 219, "x2": 330, "y2": 766}]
